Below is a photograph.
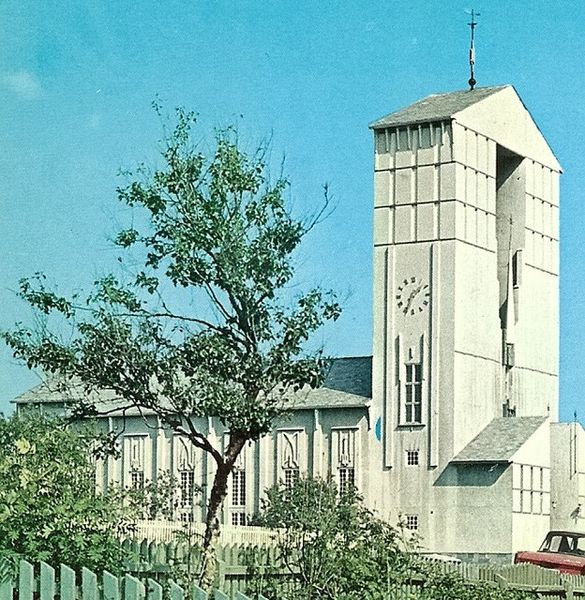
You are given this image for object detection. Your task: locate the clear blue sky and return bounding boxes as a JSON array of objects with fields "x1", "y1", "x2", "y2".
[{"x1": 0, "y1": 1, "x2": 583, "y2": 421}]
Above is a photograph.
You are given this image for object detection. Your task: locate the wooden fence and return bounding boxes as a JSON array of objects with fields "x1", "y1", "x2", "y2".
[
  {"x1": 419, "y1": 558, "x2": 585, "y2": 599},
  {"x1": 7, "y1": 551, "x2": 585, "y2": 600},
  {"x1": 0, "y1": 558, "x2": 252, "y2": 600},
  {"x1": 130, "y1": 521, "x2": 279, "y2": 547},
  {"x1": 120, "y1": 536, "x2": 585, "y2": 599},
  {"x1": 121, "y1": 538, "x2": 281, "y2": 597},
  {"x1": 120, "y1": 535, "x2": 585, "y2": 599}
]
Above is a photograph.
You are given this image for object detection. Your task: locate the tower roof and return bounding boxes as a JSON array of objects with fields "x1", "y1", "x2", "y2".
[
  {"x1": 370, "y1": 85, "x2": 561, "y2": 171},
  {"x1": 370, "y1": 86, "x2": 506, "y2": 129}
]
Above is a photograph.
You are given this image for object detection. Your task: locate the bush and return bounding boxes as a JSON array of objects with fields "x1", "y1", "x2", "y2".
[
  {"x1": 0, "y1": 413, "x2": 130, "y2": 572},
  {"x1": 250, "y1": 477, "x2": 419, "y2": 600},
  {"x1": 249, "y1": 476, "x2": 534, "y2": 600}
]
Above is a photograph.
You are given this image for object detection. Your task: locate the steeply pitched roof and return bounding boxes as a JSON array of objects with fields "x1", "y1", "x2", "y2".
[
  {"x1": 291, "y1": 356, "x2": 372, "y2": 410},
  {"x1": 370, "y1": 86, "x2": 508, "y2": 129},
  {"x1": 325, "y1": 356, "x2": 372, "y2": 397},
  {"x1": 14, "y1": 378, "x2": 102, "y2": 405},
  {"x1": 14, "y1": 356, "x2": 373, "y2": 412},
  {"x1": 451, "y1": 416, "x2": 547, "y2": 464}
]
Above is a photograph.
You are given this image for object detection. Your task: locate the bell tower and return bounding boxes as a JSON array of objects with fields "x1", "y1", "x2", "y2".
[{"x1": 369, "y1": 86, "x2": 561, "y2": 542}]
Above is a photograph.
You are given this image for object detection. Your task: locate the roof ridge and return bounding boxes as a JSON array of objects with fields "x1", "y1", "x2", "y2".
[{"x1": 370, "y1": 85, "x2": 510, "y2": 130}]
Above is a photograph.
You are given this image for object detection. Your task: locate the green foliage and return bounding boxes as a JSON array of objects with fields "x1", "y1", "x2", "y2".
[
  {"x1": 0, "y1": 413, "x2": 130, "y2": 572},
  {"x1": 250, "y1": 477, "x2": 415, "y2": 600},
  {"x1": 124, "y1": 470, "x2": 202, "y2": 521},
  {"x1": 249, "y1": 476, "x2": 534, "y2": 600},
  {"x1": 3, "y1": 106, "x2": 340, "y2": 442},
  {"x1": 418, "y1": 569, "x2": 537, "y2": 600},
  {"x1": 2, "y1": 106, "x2": 341, "y2": 587}
]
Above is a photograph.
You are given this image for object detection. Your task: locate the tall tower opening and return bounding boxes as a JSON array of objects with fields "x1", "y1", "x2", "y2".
[
  {"x1": 496, "y1": 145, "x2": 524, "y2": 323},
  {"x1": 495, "y1": 145, "x2": 525, "y2": 415}
]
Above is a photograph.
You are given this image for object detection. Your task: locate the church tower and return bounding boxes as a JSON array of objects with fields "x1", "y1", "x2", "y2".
[{"x1": 369, "y1": 86, "x2": 561, "y2": 549}]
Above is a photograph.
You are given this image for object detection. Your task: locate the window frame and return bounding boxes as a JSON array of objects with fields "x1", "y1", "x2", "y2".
[
  {"x1": 402, "y1": 362, "x2": 423, "y2": 425},
  {"x1": 338, "y1": 466, "x2": 355, "y2": 495},
  {"x1": 179, "y1": 469, "x2": 195, "y2": 509},
  {"x1": 130, "y1": 469, "x2": 145, "y2": 490},
  {"x1": 405, "y1": 514, "x2": 419, "y2": 531},
  {"x1": 406, "y1": 450, "x2": 420, "y2": 466},
  {"x1": 231, "y1": 467, "x2": 246, "y2": 507}
]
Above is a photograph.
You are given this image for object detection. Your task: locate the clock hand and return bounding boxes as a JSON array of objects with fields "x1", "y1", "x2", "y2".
[
  {"x1": 407, "y1": 286, "x2": 421, "y2": 303},
  {"x1": 404, "y1": 284, "x2": 425, "y2": 313},
  {"x1": 405, "y1": 290, "x2": 417, "y2": 312}
]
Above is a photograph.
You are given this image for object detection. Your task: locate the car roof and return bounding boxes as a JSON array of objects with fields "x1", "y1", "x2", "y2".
[{"x1": 547, "y1": 531, "x2": 585, "y2": 537}]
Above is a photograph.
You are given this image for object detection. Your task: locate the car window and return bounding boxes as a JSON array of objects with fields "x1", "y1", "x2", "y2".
[
  {"x1": 558, "y1": 536, "x2": 573, "y2": 553},
  {"x1": 540, "y1": 534, "x2": 585, "y2": 554},
  {"x1": 545, "y1": 536, "x2": 562, "y2": 552},
  {"x1": 575, "y1": 537, "x2": 585, "y2": 553}
]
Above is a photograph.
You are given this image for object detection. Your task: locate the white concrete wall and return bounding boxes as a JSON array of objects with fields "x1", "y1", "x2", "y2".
[
  {"x1": 432, "y1": 464, "x2": 513, "y2": 556},
  {"x1": 92, "y1": 407, "x2": 370, "y2": 524},
  {"x1": 511, "y1": 422, "x2": 552, "y2": 553},
  {"x1": 550, "y1": 423, "x2": 585, "y2": 531}
]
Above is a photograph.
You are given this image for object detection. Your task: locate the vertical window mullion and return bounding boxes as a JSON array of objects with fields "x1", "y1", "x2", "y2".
[{"x1": 402, "y1": 362, "x2": 423, "y2": 424}]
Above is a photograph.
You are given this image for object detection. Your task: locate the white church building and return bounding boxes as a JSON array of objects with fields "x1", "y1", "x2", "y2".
[{"x1": 15, "y1": 84, "x2": 585, "y2": 562}]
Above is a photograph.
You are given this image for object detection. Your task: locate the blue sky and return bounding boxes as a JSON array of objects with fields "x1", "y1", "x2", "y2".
[{"x1": 0, "y1": 1, "x2": 583, "y2": 420}]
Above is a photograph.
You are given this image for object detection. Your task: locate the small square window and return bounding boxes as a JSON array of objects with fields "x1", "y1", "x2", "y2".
[
  {"x1": 130, "y1": 470, "x2": 145, "y2": 490},
  {"x1": 405, "y1": 515, "x2": 419, "y2": 531},
  {"x1": 406, "y1": 450, "x2": 419, "y2": 466}
]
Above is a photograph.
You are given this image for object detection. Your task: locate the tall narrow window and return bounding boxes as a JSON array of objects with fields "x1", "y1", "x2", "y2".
[
  {"x1": 404, "y1": 363, "x2": 423, "y2": 423},
  {"x1": 174, "y1": 436, "x2": 198, "y2": 521},
  {"x1": 179, "y1": 470, "x2": 195, "y2": 509},
  {"x1": 333, "y1": 429, "x2": 357, "y2": 493},
  {"x1": 339, "y1": 467, "x2": 355, "y2": 495},
  {"x1": 230, "y1": 467, "x2": 246, "y2": 527},
  {"x1": 279, "y1": 430, "x2": 302, "y2": 488},
  {"x1": 232, "y1": 468, "x2": 246, "y2": 507},
  {"x1": 125, "y1": 435, "x2": 149, "y2": 490}
]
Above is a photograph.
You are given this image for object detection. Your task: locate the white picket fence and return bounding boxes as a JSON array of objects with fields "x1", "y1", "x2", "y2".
[{"x1": 130, "y1": 520, "x2": 279, "y2": 546}]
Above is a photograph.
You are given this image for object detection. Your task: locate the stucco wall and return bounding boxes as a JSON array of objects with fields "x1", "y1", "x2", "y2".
[{"x1": 432, "y1": 464, "x2": 513, "y2": 555}]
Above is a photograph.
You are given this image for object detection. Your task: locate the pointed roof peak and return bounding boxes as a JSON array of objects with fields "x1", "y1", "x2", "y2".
[
  {"x1": 370, "y1": 85, "x2": 560, "y2": 170},
  {"x1": 370, "y1": 85, "x2": 510, "y2": 129}
]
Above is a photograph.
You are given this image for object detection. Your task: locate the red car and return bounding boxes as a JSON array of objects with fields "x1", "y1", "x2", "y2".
[{"x1": 515, "y1": 531, "x2": 585, "y2": 575}]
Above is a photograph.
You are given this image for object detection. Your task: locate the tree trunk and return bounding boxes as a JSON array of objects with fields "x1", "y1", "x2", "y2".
[
  {"x1": 198, "y1": 433, "x2": 246, "y2": 591},
  {"x1": 198, "y1": 461, "x2": 231, "y2": 590}
]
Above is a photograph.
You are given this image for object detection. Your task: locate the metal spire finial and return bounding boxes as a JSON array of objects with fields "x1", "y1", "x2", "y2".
[{"x1": 467, "y1": 9, "x2": 480, "y2": 90}]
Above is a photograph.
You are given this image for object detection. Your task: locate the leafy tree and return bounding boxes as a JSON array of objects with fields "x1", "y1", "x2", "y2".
[
  {"x1": 0, "y1": 413, "x2": 130, "y2": 572},
  {"x1": 3, "y1": 107, "x2": 341, "y2": 588},
  {"x1": 251, "y1": 477, "x2": 534, "y2": 600},
  {"x1": 250, "y1": 477, "x2": 414, "y2": 600}
]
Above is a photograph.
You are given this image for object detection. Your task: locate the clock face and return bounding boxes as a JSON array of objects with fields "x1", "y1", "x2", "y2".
[{"x1": 396, "y1": 277, "x2": 430, "y2": 316}]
